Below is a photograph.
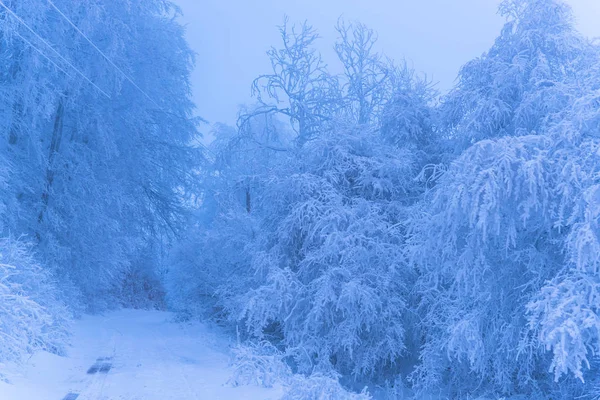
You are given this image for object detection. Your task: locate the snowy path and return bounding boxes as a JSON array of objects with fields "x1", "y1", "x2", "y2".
[{"x1": 0, "y1": 309, "x2": 284, "y2": 400}]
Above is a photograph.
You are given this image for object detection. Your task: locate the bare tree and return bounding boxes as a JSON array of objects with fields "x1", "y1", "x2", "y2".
[
  {"x1": 335, "y1": 19, "x2": 391, "y2": 125},
  {"x1": 241, "y1": 17, "x2": 339, "y2": 147}
]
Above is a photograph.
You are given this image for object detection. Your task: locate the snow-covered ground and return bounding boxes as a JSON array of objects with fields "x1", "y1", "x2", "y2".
[{"x1": 0, "y1": 309, "x2": 284, "y2": 400}]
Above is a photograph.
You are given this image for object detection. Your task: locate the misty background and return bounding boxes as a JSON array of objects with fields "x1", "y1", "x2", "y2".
[{"x1": 174, "y1": 0, "x2": 600, "y2": 137}]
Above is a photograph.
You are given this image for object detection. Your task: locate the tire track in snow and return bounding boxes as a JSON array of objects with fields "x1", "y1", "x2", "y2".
[
  {"x1": 62, "y1": 328, "x2": 121, "y2": 400},
  {"x1": 3, "y1": 310, "x2": 283, "y2": 400}
]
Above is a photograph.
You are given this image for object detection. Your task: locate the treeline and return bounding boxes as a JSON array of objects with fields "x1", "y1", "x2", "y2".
[{"x1": 167, "y1": 0, "x2": 600, "y2": 398}]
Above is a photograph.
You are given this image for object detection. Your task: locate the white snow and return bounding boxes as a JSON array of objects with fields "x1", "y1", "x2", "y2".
[{"x1": 0, "y1": 309, "x2": 284, "y2": 400}]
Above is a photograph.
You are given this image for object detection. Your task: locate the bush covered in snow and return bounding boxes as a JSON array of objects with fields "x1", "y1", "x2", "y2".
[
  {"x1": 0, "y1": 237, "x2": 70, "y2": 371},
  {"x1": 228, "y1": 340, "x2": 290, "y2": 388},
  {"x1": 228, "y1": 341, "x2": 372, "y2": 399}
]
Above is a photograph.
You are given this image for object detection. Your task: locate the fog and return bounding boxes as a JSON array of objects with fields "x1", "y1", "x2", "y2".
[
  {"x1": 4, "y1": 1, "x2": 600, "y2": 398},
  {"x1": 174, "y1": 0, "x2": 600, "y2": 130}
]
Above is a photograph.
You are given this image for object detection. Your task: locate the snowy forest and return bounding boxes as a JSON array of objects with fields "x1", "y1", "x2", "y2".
[{"x1": 2, "y1": 0, "x2": 600, "y2": 399}]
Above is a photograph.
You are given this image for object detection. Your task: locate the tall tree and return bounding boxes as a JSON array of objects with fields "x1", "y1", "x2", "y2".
[
  {"x1": 245, "y1": 17, "x2": 339, "y2": 147},
  {"x1": 334, "y1": 20, "x2": 390, "y2": 126},
  {"x1": 440, "y1": 0, "x2": 588, "y2": 152},
  {"x1": 0, "y1": 0, "x2": 202, "y2": 309},
  {"x1": 408, "y1": 1, "x2": 600, "y2": 397}
]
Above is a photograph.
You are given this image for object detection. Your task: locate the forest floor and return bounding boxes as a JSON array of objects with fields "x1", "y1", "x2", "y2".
[{"x1": 0, "y1": 309, "x2": 284, "y2": 400}]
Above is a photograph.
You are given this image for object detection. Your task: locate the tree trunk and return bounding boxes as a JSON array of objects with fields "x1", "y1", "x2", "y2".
[
  {"x1": 246, "y1": 186, "x2": 251, "y2": 213},
  {"x1": 37, "y1": 97, "x2": 65, "y2": 230}
]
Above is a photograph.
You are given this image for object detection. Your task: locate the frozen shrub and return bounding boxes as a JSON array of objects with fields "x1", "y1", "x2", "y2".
[
  {"x1": 228, "y1": 340, "x2": 290, "y2": 388},
  {"x1": 0, "y1": 237, "x2": 70, "y2": 370}
]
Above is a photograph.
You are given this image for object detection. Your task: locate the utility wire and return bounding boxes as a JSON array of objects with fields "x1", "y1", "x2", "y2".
[
  {"x1": 14, "y1": 30, "x2": 72, "y2": 78},
  {"x1": 46, "y1": 0, "x2": 162, "y2": 109},
  {"x1": 0, "y1": 0, "x2": 111, "y2": 99},
  {"x1": 2, "y1": 0, "x2": 211, "y2": 156},
  {"x1": 46, "y1": 0, "x2": 213, "y2": 156}
]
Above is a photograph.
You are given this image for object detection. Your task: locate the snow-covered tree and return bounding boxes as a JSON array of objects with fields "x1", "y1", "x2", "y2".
[
  {"x1": 233, "y1": 127, "x2": 418, "y2": 377},
  {"x1": 334, "y1": 20, "x2": 391, "y2": 126},
  {"x1": 168, "y1": 21, "x2": 435, "y2": 383},
  {"x1": 407, "y1": 2, "x2": 600, "y2": 397},
  {"x1": 440, "y1": 0, "x2": 589, "y2": 151},
  {"x1": 166, "y1": 115, "x2": 290, "y2": 319},
  {"x1": 409, "y1": 135, "x2": 562, "y2": 396},
  {"x1": 0, "y1": 0, "x2": 202, "y2": 309},
  {"x1": 246, "y1": 18, "x2": 339, "y2": 147},
  {"x1": 166, "y1": 1, "x2": 600, "y2": 398}
]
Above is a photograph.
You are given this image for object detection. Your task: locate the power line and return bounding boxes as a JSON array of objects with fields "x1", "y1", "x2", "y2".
[
  {"x1": 0, "y1": 0, "x2": 111, "y2": 99},
  {"x1": 46, "y1": 0, "x2": 213, "y2": 155},
  {"x1": 2, "y1": 0, "x2": 211, "y2": 156},
  {"x1": 46, "y1": 0, "x2": 162, "y2": 109},
  {"x1": 13, "y1": 30, "x2": 72, "y2": 78}
]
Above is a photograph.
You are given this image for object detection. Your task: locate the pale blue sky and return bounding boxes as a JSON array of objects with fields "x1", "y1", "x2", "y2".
[{"x1": 173, "y1": 0, "x2": 600, "y2": 128}]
